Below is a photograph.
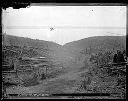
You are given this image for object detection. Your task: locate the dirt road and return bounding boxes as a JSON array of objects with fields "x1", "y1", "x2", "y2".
[{"x1": 6, "y1": 60, "x2": 88, "y2": 96}]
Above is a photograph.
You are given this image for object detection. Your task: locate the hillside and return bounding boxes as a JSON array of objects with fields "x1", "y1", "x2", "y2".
[
  {"x1": 3, "y1": 35, "x2": 126, "y2": 64},
  {"x1": 2, "y1": 34, "x2": 126, "y2": 99},
  {"x1": 63, "y1": 36, "x2": 126, "y2": 61},
  {"x1": 64, "y1": 36, "x2": 126, "y2": 51},
  {"x1": 3, "y1": 35, "x2": 126, "y2": 62},
  {"x1": 3, "y1": 35, "x2": 77, "y2": 63},
  {"x1": 3, "y1": 35, "x2": 61, "y2": 58},
  {"x1": 3, "y1": 34, "x2": 61, "y2": 50}
]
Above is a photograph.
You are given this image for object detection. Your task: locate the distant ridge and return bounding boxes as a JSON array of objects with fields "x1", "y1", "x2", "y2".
[
  {"x1": 3, "y1": 34, "x2": 62, "y2": 50},
  {"x1": 63, "y1": 35, "x2": 126, "y2": 46},
  {"x1": 63, "y1": 35, "x2": 126, "y2": 57}
]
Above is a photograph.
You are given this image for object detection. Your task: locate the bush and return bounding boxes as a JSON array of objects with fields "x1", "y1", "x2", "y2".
[
  {"x1": 89, "y1": 50, "x2": 114, "y2": 67},
  {"x1": 78, "y1": 50, "x2": 126, "y2": 99},
  {"x1": 40, "y1": 73, "x2": 46, "y2": 80}
]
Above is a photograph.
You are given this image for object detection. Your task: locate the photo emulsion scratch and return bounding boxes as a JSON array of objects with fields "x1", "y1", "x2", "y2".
[{"x1": 2, "y1": 5, "x2": 127, "y2": 99}]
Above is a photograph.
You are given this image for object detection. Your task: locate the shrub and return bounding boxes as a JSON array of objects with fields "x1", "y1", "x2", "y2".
[
  {"x1": 78, "y1": 50, "x2": 126, "y2": 99},
  {"x1": 89, "y1": 50, "x2": 114, "y2": 67}
]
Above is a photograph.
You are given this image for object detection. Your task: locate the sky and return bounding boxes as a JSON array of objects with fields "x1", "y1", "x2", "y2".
[{"x1": 2, "y1": 6, "x2": 126, "y2": 45}]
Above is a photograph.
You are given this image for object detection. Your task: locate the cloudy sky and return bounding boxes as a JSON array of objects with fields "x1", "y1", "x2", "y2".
[{"x1": 2, "y1": 6, "x2": 126, "y2": 45}]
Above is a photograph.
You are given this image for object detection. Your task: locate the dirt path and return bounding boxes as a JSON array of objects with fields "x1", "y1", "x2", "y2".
[
  {"x1": 6, "y1": 61, "x2": 88, "y2": 95},
  {"x1": 6, "y1": 59, "x2": 119, "y2": 99}
]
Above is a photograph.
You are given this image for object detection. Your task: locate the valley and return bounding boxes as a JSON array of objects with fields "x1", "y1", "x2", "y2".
[{"x1": 2, "y1": 35, "x2": 126, "y2": 99}]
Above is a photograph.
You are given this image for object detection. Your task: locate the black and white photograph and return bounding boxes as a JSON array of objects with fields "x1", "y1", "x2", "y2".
[{"x1": 2, "y1": 4, "x2": 127, "y2": 99}]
